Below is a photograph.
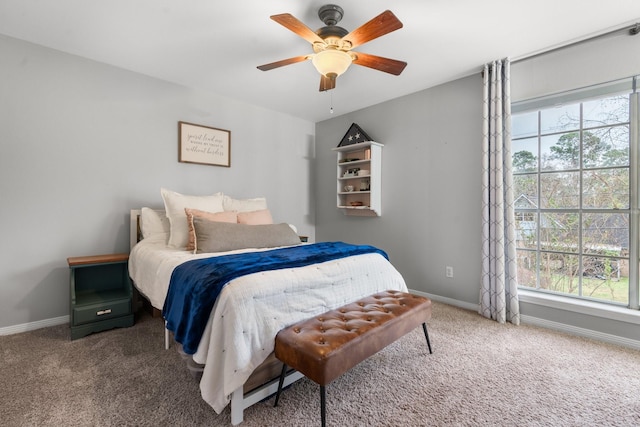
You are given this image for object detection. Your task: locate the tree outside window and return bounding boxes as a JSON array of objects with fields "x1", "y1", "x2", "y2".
[{"x1": 512, "y1": 94, "x2": 630, "y2": 304}]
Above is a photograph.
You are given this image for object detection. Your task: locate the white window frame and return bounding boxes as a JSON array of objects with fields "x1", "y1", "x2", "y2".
[{"x1": 512, "y1": 76, "x2": 640, "y2": 312}]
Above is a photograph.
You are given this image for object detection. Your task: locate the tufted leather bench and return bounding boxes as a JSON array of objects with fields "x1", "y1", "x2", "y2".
[{"x1": 273, "y1": 290, "x2": 432, "y2": 426}]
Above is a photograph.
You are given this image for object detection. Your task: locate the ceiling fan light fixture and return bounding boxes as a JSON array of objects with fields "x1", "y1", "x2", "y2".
[{"x1": 312, "y1": 49, "x2": 352, "y2": 79}]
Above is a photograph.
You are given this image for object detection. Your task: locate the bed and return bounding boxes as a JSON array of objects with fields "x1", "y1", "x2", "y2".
[{"x1": 127, "y1": 190, "x2": 408, "y2": 425}]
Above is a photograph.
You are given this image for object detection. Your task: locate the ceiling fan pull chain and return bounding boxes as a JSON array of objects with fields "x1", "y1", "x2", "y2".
[{"x1": 330, "y1": 90, "x2": 334, "y2": 114}]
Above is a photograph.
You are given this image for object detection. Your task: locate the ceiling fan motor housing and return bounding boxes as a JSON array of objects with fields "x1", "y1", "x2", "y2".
[
  {"x1": 318, "y1": 4, "x2": 344, "y2": 26},
  {"x1": 316, "y1": 4, "x2": 348, "y2": 49}
]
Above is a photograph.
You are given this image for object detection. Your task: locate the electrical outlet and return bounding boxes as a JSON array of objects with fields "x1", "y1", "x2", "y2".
[{"x1": 445, "y1": 266, "x2": 454, "y2": 278}]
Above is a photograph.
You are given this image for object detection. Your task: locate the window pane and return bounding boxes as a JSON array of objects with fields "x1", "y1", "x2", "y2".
[
  {"x1": 540, "y1": 171, "x2": 579, "y2": 208},
  {"x1": 517, "y1": 249, "x2": 537, "y2": 288},
  {"x1": 582, "y1": 213, "x2": 629, "y2": 255},
  {"x1": 540, "y1": 103, "x2": 580, "y2": 134},
  {"x1": 583, "y1": 168, "x2": 629, "y2": 209},
  {"x1": 582, "y1": 256, "x2": 628, "y2": 304},
  {"x1": 512, "y1": 137, "x2": 538, "y2": 173},
  {"x1": 539, "y1": 252, "x2": 580, "y2": 295},
  {"x1": 583, "y1": 125, "x2": 629, "y2": 168},
  {"x1": 514, "y1": 174, "x2": 538, "y2": 207},
  {"x1": 540, "y1": 212, "x2": 579, "y2": 253},
  {"x1": 512, "y1": 111, "x2": 538, "y2": 138},
  {"x1": 583, "y1": 95, "x2": 629, "y2": 128},
  {"x1": 541, "y1": 133, "x2": 580, "y2": 171},
  {"x1": 515, "y1": 212, "x2": 537, "y2": 249}
]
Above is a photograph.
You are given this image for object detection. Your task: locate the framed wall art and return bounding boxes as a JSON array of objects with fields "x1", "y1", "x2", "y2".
[{"x1": 178, "y1": 121, "x2": 231, "y2": 167}]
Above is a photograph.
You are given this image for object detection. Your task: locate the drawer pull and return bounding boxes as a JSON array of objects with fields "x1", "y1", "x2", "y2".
[{"x1": 96, "y1": 309, "x2": 112, "y2": 316}]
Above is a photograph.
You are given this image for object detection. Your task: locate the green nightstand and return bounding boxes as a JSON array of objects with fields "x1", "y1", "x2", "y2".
[{"x1": 68, "y1": 253, "x2": 134, "y2": 340}]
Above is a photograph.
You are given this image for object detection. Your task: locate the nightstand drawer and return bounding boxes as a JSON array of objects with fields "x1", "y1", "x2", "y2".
[{"x1": 73, "y1": 299, "x2": 131, "y2": 325}]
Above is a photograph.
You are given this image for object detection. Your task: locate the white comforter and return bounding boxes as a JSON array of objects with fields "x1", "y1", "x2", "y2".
[{"x1": 129, "y1": 238, "x2": 408, "y2": 413}]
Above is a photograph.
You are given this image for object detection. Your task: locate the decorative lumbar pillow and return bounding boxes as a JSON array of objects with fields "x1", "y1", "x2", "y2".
[
  {"x1": 140, "y1": 208, "x2": 170, "y2": 241},
  {"x1": 237, "y1": 209, "x2": 274, "y2": 225},
  {"x1": 161, "y1": 188, "x2": 224, "y2": 249},
  {"x1": 193, "y1": 218, "x2": 300, "y2": 253},
  {"x1": 222, "y1": 195, "x2": 268, "y2": 212},
  {"x1": 185, "y1": 208, "x2": 237, "y2": 252}
]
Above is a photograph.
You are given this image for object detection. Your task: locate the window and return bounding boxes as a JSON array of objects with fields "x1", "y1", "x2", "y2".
[{"x1": 512, "y1": 83, "x2": 637, "y2": 307}]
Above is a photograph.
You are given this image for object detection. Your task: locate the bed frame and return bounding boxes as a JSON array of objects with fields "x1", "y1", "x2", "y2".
[{"x1": 129, "y1": 209, "x2": 303, "y2": 425}]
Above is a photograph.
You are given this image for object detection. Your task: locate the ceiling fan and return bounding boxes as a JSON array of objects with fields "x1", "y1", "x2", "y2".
[{"x1": 257, "y1": 4, "x2": 407, "y2": 91}]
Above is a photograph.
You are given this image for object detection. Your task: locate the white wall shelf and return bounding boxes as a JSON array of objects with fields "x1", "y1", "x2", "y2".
[{"x1": 332, "y1": 141, "x2": 383, "y2": 217}]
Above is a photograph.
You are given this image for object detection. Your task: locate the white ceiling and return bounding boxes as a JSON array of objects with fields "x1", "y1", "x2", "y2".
[{"x1": 1, "y1": 0, "x2": 640, "y2": 123}]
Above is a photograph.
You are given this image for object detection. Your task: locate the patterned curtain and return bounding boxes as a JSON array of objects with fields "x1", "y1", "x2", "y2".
[{"x1": 480, "y1": 58, "x2": 520, "y2": 325}]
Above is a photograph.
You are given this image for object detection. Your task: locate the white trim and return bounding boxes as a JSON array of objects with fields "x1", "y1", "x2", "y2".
[
  {"x1": 409, "y1": 288, "x2": 640, "y2": 350},
  {"x1": 0, "y1": 315, "x2": 69, "y2": 336},
  {"x1": 520, "y1": 314, "x2": 640, "y2": 351},
  {"x1": 512, "y1": 77, "x2": 633, "y2": 113},
  {"x1": 518, "y1": 289, "x2": 640, "y2": 325},
  {"x1": 408, "y1": 288, "x2": 479, "y2": 312}
]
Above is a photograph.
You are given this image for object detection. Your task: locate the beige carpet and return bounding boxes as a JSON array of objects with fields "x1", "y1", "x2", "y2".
[{"x1": 2, "y1": 302, "x2": 640, "y2": 426}]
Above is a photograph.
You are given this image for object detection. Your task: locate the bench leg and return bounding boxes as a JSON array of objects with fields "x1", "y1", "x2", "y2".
[
  {"x1": 320, "y1": 385, "x2": 326, "y2": 427},
  {"x1": 422, "y1": 323, "x2": 433, "y2": 354},
  {"x1": 273, "y1": 363, "x2": 288, "y2": 407}
]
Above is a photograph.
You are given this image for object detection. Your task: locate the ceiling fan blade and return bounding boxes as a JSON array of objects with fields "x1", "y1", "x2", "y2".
[
  {"x1": 352, "y1": 52, "x2": 407, "y2": 75},
  {"x1": 257, "y1": 55, "x2": 310, "y2": 71},
  {"x1": 342, "y1": 10, "x2": 403, "y2": 49},
  {"x1": 319, "y1": 75, "x2": 336, "y2": 92},
  {"x1": 271, "y1": 13, "x2": 325, "y2": 45}
]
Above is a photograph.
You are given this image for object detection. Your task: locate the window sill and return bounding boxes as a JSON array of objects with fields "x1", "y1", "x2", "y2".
[{"x1": 519, "y1": 289, "x2": 640, "y2": 325}]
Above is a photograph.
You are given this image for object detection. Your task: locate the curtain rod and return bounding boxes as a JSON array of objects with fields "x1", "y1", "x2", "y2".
[{"x1": 512, "y1": 22, "x2": 640, "y2": 64}]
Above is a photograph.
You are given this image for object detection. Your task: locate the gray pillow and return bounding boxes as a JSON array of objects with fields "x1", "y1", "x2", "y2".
[{"x1": 193, "y1": 217, "x2": 301, "y2": 253}]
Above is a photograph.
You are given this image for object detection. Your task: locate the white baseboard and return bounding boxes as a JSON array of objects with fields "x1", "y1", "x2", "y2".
[
  {"x1": 408, "y1": 288, "x2": 640, "y2": 351},
  {"x1": 520, "y1": 314, "x2": 640, "y2": 351},
  {"x1": 0, "y1": 315, "x2": 69, "y2": 336},
  {"x1": 409, "y1": 289, "x2": 480, "y2": 312},
  {"x1": 5, "y1": 292, "x2": 640, "y2": 351}
]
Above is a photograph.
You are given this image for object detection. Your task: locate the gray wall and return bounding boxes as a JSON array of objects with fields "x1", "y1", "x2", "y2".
[
  {"x1": 0, "y1": 35, "x2": 315, "y2": 330},
  {"x1": 315, "y1": 31, "x2": 640, "y2": 346},
  {"x1": 315, "y1": 74, "x2": 483, "y2": 305}
]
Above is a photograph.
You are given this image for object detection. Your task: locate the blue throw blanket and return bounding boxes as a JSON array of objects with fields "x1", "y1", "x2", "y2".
[{"x1": 163, "y1": 241, "x2": 388, "y2": 354}]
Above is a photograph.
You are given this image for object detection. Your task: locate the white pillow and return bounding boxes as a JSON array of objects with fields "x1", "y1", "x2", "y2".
[
  {"x1": 161, "y1": 188, "x2": 224, "y2": 248},
  {"x1": 140, "y1": 208, "x2": 170, "y2": 241},
  {"x1": 222, "y1": 195, "x2": 268, "y2": 212}
]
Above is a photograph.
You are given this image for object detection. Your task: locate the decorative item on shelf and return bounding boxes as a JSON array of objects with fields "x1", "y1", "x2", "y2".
[
  {"x1": 343, "y1": 167, "x2": 360, "y2": 177},
  {"x1": 360, "y1": 179, "x2": 370, "y2": 191},
  {"x1": 344, "y1": 185, "x2": 354, "y2": 192},
  {"x1": 357, "y1": 169, "x2": 370, "y2": 176},
  {"x1": 350, "y1": 201, "x2": 364, "y2": 207},
  {"x1": 338, "y1": 123, "x2": 373, "y2": 147}
]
